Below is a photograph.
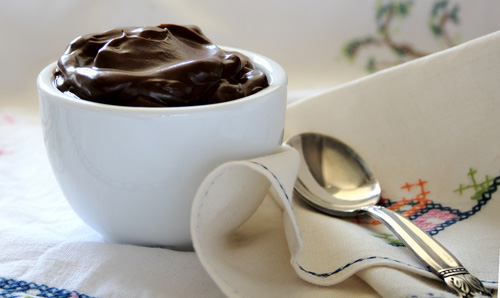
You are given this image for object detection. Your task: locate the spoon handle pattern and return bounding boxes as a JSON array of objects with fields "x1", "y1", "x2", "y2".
[
  {"x1": 363, "y1": 205, "x2": 491, "y2": 297},
  {"x1": 439, "y1": 267, "x2": 491, "y2": 298}
]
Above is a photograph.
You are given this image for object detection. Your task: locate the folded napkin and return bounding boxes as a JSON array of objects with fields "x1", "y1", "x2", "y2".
[{"x1": 191, "y1": 30, "x2": 500, "y2": 297}]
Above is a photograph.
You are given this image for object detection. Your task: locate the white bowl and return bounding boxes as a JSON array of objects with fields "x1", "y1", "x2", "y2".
[{"x1": 37, "y1": 47, "x2": 287, "y2": 250}]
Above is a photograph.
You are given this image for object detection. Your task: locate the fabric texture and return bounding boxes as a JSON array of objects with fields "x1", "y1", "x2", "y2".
[{"x1": 191, "y1": 30, "x2": 500, "y2": 297}]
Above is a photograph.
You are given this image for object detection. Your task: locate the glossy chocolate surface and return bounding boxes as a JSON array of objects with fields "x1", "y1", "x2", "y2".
[{"x1": 54, "y1": 24, "x2": 268, "y2": 107}]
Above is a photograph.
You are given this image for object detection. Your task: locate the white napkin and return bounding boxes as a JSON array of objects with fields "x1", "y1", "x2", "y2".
[{"x1": 191, "y1": 30, "x2": 500, "y2": 297}]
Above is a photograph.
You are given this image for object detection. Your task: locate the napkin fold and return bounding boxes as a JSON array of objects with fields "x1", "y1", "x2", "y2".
[{"x1": 191, "y1": 30, "x2": 500, "y2": 297}]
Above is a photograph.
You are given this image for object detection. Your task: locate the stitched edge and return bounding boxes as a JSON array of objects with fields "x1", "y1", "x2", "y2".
[
  {"x1": 248, "y1": 161, "x2": 292, "y2": 206},
  {"x1": 298, "y1": 255, "x2": 497, "y2": 285},
  {"x1": 298, "y1": 255, "x2": 426, "y2": 277},
  {"x1": 247, "y1": 160, "x2": 304, "y2": 248}
]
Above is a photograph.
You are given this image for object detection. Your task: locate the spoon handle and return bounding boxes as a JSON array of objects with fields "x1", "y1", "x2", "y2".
[{"x1": 363, "y1": 205, "x2": 491, "y2": 297}]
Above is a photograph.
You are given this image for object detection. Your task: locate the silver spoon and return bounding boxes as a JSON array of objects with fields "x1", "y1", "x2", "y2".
[{"x1": 285, "y1": 132, "x2": 490, "y2": 298}]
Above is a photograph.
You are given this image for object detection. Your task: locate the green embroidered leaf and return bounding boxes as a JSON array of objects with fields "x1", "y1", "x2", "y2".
[
  {"x1": 430, "y1": 23, "x2": 442, "y2": 36},
  {"x1": 391, "y1": 46, "x2": 406, "y2": 57},
  {"x1": 396, "y1": 1, "x2": 412, "y2": 16},
  {"x1": 432, "y1": 0, "x2": 448, "y2": 17},
  {"x1": 366, "y1": 57, "x2": 376, "y2": 72},
  {"x1": 372, "y1": 233, "x2": 404, "y2": 247},
  {"x1": 450, "y1": 5, "x2": 460, "y2": 23},
  {"x1": 343, "y1": 37, "x2": 376, "y2": 60},
  {"x1": 376, "y1": 4, "x2": 391, "y2": 21}
]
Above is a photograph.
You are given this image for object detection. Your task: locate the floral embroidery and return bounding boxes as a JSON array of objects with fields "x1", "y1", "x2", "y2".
[
  {"x1": 411, "y1": 209, "x2": 458, "y2": 232},
  {"x1": 342, "y1": 0, "x2": 461, "y2": 72},
  {"x1": 0, "y1": 111, "x2": 15, "y2": 125},
  {"x1": 372, "y1": 233, "x2": 404, "y2": 247},
  {"x1": 454, "y1": 168, "x2": 495, "y2": 200},
  {"x1": 354, "y1": 169, "x2": 499, "y2": 246},
  {"x1": 352, "y1": 179, "x2": 430, "y2": 226}
]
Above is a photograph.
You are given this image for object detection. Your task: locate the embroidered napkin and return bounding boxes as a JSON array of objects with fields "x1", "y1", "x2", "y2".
[{"x1": 191, "y1": 30, "x2": 500, "y2": 297}]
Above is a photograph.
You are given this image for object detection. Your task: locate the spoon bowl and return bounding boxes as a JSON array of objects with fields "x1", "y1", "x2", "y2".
[
  {"x1": 287, "y1": 133, "x2": 380, "y2": 216},
  {"x1": 286, "y1": 132, "x2": 491, "y2": 298}
]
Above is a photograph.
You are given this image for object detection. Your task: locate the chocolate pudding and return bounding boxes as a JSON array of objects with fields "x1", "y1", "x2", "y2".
[{"x1": 54, "y1": 24, "x2": 269, "y2": 107}]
